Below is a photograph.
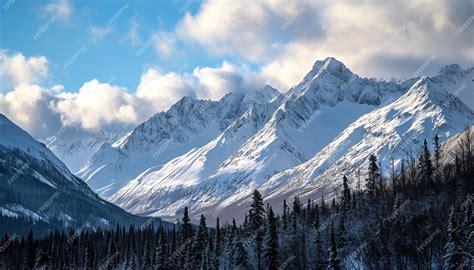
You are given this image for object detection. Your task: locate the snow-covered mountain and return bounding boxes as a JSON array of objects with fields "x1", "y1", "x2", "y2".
[
  {"x1": 0, "y1": 114, "x2": 149, "y2": 233},
  {"x1": 43, "y1": 127, "x2": 126, "y2": 173},
  {"x1": 260, "y1": 77, "x2": 474, "y2": 209},
  {"x1": 60, "y1": 57, "x2": 473, "y2": 224},
  {"x1": 77, "y1": 85, "x2": 282, "y2": 198}
]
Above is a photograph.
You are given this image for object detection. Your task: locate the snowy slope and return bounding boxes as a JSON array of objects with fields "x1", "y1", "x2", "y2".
[
  {"x1": 432, "y1": 64, "x2": 474, "y2": 110},
  {"x1": 109, "y1": 58, "x2": 417, "y2": 221},
  {"x1": 78, "y1": 86, "x2": 282, "y2": 198},
  {"x1": 44, "y1": 127, "x2": 126, "y2": 173},
  {"x1": 56, "y1": 57, "x2": 473, "y2": 224},
  {"x1": 0, "y1": 114, "x2": 81, "y2": 186},
  {"x1": 109, "y1": 87, "x2": 283, "y2": 216},
  {"x1": 261, "y1": 77, "x2": 474, "y2": 209},
  {"x1": 0, "y1": 114, "x2": 148, "y2": 231}
]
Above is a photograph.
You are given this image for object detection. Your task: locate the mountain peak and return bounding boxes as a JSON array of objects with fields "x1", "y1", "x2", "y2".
[
  {"x1": 403, "y1": 77, "x2": 470, "y2": 110},
  {"x1": 311, "y1": 57, "x2": 349, "y2": 74},
  {"x1": 438, "y1": 64, "x2": 463, "y2": 77}
]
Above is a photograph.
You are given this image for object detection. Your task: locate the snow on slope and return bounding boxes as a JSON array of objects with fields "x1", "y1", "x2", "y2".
[
  {"x1": 66, "y1": 57, "x2": 473, "y2": 224},
  {"x1": 78, "y1": 86, "x2": 282, "y2": 198},
  {"x1": 44, "y1": 128, "x2": 125, "y2": 173},
  {"x1": 109, "y1": 57, "x2": 416, "y2": 221},
  {"x1": 261, "y1": 77, "x2": 474, "y2": 209},
  {"x1": 0, "y1": 114, "x2": 80, "y2": 186},
  {"x1": 0, "y1": 114, "x2": 147, "y2": 230},
  {"x1": 109, "y1": 88, "x2": 283, "y2": 216},
  {"x1": 432, "y1": 64, "x2": 474, "y2": 110}
]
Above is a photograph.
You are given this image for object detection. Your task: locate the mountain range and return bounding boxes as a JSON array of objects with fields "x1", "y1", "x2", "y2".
[
  {"x1": 16, "y1": 57, "x2": 474, "y2": 224},
  {"x1": 0, "y1": 114, "x2": 156, "y2": 235}
]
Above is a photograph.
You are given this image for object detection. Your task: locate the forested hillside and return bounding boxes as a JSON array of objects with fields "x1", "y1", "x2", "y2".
[{"x1": 1, "y1": 127, "x2": 472, "y2": 269}]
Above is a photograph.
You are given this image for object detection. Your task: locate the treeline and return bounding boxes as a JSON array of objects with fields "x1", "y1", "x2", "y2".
[{"x1": 0, "y1": 130, "x2": 473, "y2": 269}]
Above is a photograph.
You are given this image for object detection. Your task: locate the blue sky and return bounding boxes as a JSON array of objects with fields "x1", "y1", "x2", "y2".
[
  {"x1": 0, "y1": 0, "x2": 220, "y2": 91},
  {"x1": 0, "y1": 0, "x2": 473, "y2": 138}
]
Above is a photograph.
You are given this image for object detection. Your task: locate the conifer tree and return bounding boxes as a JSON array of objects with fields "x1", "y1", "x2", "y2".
[
  {"x1": 249, "y1": 190, "x2": 265, "y2": 270},
  {"x1": 366, "y1": 154, "x2": 379, "y2": 199},
  {"x1": 84, "y1": 240, "x2": 95, "y2": 269},
  {"x1": 233, "y1": 241, "x2": 248, "y2": 270},
  {"x1": 105, "y1": 238, "x2": 118, "y2": 270},
  {"x1": 193, "y1": 214, "x2": 208, "y2": 266},
  {"x1": 423, "y1": 139, "x2": 434, "y2": 187},
  {"x1": 26, "y1": 230, "x2": 35, "y2": 270},
  {"x1": 282, "y1": 200, "x2": 288, "y2": 231},
  {"x1": 444, "y1": 206, "x2": 464, "y2": 269},
  {"x1": 328, "y1": 222, "x2": 341, "y2": 270},
  {"x1": 35, "y1": 245, "x2": 49, "y2": 269},
  {"x1": 265, "y1": 207, "x2": 279, "y2": 270},
  {"x1": 341, "y1": 175, "x2": 351, "y2": 211}
]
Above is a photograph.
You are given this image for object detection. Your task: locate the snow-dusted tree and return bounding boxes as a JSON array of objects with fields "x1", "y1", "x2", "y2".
[{"x1": 443, "y1": 206, "x2": 464, "y2": 269}]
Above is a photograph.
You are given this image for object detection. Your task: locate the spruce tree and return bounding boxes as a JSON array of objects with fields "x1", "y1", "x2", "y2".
[
  {"x1": 282, "y1": 199, "x2": 288, "y2": 231},
  {"x1": 193, "y1": 214, "x2": 208, "y2": 267},
  {"x1": 433, "y1": 134, "x2": 441, "y2": 177},
  {"x1": 35, "y1": 245, "x2": 49, "y2": 269},
  {"x1": 213, "y1": 217, "x2": 221, "y2": 268},
  {"x1": 105, "y1": 238, "x2": 118, "y2": 270},
  {"x1": 341, "y1": 175, "x2": 351, "y2": 211},
  {"x1": 366, "y1": 154, "x2": 379, "y2": 199},
  {"x1": 233, "y1": 241, "x2": 248, "y2": 270},
  {"x1": 337, "y1": 215, "x2": 346, "y2": 258},
  {"x1": 84, "y1": 240, "x2": 95, "y2": 269},
  {"x1": 265, "y1": 207, "x2": 279, "y2": 270},
  {"x1": 249, "y1": 190, "x2": 265, "y2": 270},
  {"x1": 181, "y1": 206, "x2": 193, "y2": 241},
  {"x1": 26, "y1": 230, "x2": 35, "y2": 270},
  {"x1": 423, "y1": 139, "x2": 434, "y2": 187},
  {"x1": 314, "y1": 229, "x2": 325, "y2": 270},
  {"x1": 328, "y1": 222, "x2": 341, "y2": 270},
  {"x1": 444, "y1": 206, "x2": 464, "y2": 269}
]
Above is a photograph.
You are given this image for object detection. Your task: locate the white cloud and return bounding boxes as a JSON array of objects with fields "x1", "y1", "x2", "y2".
[
  {"x1": 176, "y1": 0, "x2": 318, "y2": 61},
  {"x1": 136, "y1": 62, "x2": 265, "y2": 111},
  {"x1": 136, "y1": 69, "x2": 195, "y2": 112},
  {"x1": 177, "y1": 0, "x2": 474, "y2": 90},
  {"x1": 90, "y1": 25, "x2": 113, "y2": 43},
  {"x1": 0, "y1": 50, "x2": 266, "y2": 138},
  {"x1": 0, "y1": 83, "x2": 62, "y2": 139},
  {"x1": 0, "y1": 50, "x2": 48, "y2": 89},
  {"x1": 54, "y1": 80, "x2": 141, "y2": 130},
  {"x1": 152, "y1": 31, "x2": 178, "y2": 58},
  {"x1": 192, "y1": 61, "x2": 265, "y2": 100},
  {"x1": 43, "y1": 0, "x2": 72, "y2": 21}
]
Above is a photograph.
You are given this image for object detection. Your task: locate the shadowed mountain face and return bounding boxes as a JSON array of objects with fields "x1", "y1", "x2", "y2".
[{"x1": 0, "y1": 114, "x2": 158, "y2": 236}]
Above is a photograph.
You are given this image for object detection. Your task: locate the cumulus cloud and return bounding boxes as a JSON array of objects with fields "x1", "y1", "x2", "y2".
[
  {"x1": 136, "y1": 69, "x2": 195, "y2": 112},
  {"x1": 176, "y1": 0, "x2": 322, "y2": 61},
  {"x1": 177, "y1": 0, "x2": 474, "y2": 90},
  {"x1": 0, "y1": 50, "x2": 48, "y2": 89},
  {"x1": 0, "y1": 50, "x2": 266, "y2": 138},
  {"x1": 136, "y1": 62, "x2": 265, "y2": 111},
  {"x1": 0, "y1": 83, "x2": 62, "y2": 139},
  {"x1": 192, "y1": 61, "x2": 265, "y2": 100},
  {"x1": 54, "y1": 80, "x2": 142, "y2": 130}
]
